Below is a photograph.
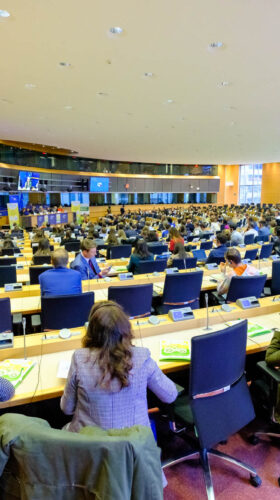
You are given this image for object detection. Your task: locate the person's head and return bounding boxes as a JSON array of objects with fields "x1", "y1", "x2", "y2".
[
  {"x1": 224, "y1": 248, "x2": 242, "y2": 268},
  {"x1": 174, "y1": 242, "x2": 187, "y2": 258},
  {"x1": 259, "y1": 220, "x2": 266, "y2": 227},
  {"x1": 229, "y1": 223, "x2": 237, "y2": 232},
  {"x1": 37, "y1": 238, "x2": 50, "y2": 251},
  {"x1": 216, "y1": 233, "x2": 227, "y2": 246},
  {"x1": 134, "y1": 239, "x2": 151, "y2": 258},
  {"x1": 3, "y1": 238, "x2": 14, "y2": 249},
  {"x1": 83, "y1": 301, "x2": 133, "y2": 388},
  {"x1": 65, "y1": 230, "x2": 72, "y2": 239},
  {"x1": 147, "y1": 230, "x2": 158, "y2": 242},
  {"x1": 51, "y1": 248, "x2": 69, "y2": 268},
  {"x1": 169, "y1": 227, "x2": 180, "y2": 239},
  {"x1": 81, "y1": 238, "x2": 97, "y2": 259}
]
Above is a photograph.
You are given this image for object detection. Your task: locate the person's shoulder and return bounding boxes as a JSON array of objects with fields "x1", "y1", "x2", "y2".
[{"x1": 132, "y1": 346, "x2": 151, "y2": 363}]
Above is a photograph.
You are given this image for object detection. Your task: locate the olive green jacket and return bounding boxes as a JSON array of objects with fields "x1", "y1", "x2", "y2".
[
  {"x1": 265, "y1": 329, "x2": 280, "y2": 366},
  {"x1": 0, "y1": 414, "x2": 163, "y2": 500}
]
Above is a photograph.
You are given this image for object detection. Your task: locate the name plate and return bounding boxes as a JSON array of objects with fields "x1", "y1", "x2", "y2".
[
  {"x1": 119, "y1": 273, "x2": 134, "y2": 281},
  {"x1": 236, "y1": 296, "x2": 260, "y2": 309},
  {"x1": 4, "y1": 283, "x2": 23, "y2": 292},
  {"x1": 168, "y1": 307, "x2": 194, "y2": 322}
]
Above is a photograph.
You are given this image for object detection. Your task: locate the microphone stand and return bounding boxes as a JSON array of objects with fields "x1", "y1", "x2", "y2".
[
  {"x1": 203, "y1": 293, "x2": 212, "y2": 331},
  {"x1": 22, "y1": 317, "x2": 27, "y2": 360}
]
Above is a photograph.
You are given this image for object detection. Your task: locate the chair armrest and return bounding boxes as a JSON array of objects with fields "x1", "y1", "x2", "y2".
[{"x1": 257, "y1": 360, "x2": 280, "y2": 383}]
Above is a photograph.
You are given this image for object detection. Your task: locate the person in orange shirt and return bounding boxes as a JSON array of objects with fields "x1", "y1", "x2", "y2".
[{"x1": 217, "y1": 248, "x2": 259, "y2": 296}]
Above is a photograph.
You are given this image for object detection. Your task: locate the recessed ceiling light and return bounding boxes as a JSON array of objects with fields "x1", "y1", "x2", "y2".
[
  {"x1": 218, "y1": 81, "x2": 230, "y2": 87},
  {"x1": 109, "y1": 27, "x2": 123, "y2": 35},
  {"x1": 64, "y1": 105, "x2": 73, "y2": 110},
  {"x1": 59, "y1": 62, "x2": 71, "y2": 67},
  {"x1": 0, "y1": 10, "x2": 10, "y2": 17},
  {"x1": 25, "y1": 83, "x2": 36, "y2": 89},
  {"x1": 96, "y1": 92, "x2": 108, "y2": 97},
  {"x1": 165, "y1": 99, "x2": 174, "y2": 104},
  {"x1": 209, "y1": 42, "x2": 223, "y2": 49},
  {"x1": 143, "y1": 72, "x2": 153, "y2": 78}
]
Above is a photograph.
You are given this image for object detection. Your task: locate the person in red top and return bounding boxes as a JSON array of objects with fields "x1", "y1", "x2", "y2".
[{"x1": 169, "y1": 227, "x2": 184, "y2": 253}]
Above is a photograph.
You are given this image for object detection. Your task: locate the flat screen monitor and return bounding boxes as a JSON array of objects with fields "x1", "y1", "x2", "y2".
[
  {"x1": 89, "y1": 177, "x2": 109, "y2": 192},
  {"x1": 18, "y1": 171, "x2": 40, "y2": 191}
]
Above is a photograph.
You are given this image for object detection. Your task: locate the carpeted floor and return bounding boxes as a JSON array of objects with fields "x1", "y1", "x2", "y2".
[{"x1": 157, "y1": 419, "x2": 280, "y2": 500}]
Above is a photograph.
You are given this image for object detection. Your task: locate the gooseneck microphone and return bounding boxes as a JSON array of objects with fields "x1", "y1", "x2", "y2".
[
  {"x1": 22, "y1": 317, "x2": 27, "y2": 360},
  {"x1": 204, "y1": 293, "x2": 212, "y2": 331}
]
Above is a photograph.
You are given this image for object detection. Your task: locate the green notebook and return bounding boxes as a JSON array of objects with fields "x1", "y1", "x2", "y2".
[
  {"x1": 0, "y1": 359, "x2": 36, "y2": 388},
  {"x1": 160, "y1": 340, "x2": 190, "y2": 361}
]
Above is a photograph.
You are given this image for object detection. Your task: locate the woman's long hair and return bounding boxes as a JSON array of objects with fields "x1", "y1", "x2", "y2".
[
  {"x1": 134, "y1": 239, "x2": 151, "y2": 258},
  {"x1": 83, "y1": 301, "x2": 133, "y2": 389}
]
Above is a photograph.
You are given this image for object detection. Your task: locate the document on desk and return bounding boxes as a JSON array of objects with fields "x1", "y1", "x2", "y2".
[{"x1": 57, "y1": 359, "x2": 71, "y2": 379}]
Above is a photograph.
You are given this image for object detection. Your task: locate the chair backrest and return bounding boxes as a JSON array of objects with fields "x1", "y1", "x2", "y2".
[
  {"x1": 208, "y1": 256, "x2": 225, "y2": 265},
  {"x1": 147, "y1": 243, "x2": 168, "y2": 255},
  {"x1": 108, "y1": 245, "x2": 132, "y2": 259},
  {"x1": 200, "y1": 241, "x2": 213, "y2": 250},
  {"x1": 259, "y1": 243, "x2": 273, "y2": 259},
  {"x1": 255, "y1": 235, "x2": 269, "y2": 243},
  {"x1": 243, "y1": 248, "x2": 258, "y2": 261},
  {"x1": 137, "y1": 259, "x2": 167, "y2": 274},
  {"x1": 172, "y1": 257, "x2": 197, "y2": 270},
  {"x1": 29, "y1": 266, "x2": 53, "y2": 285},
  {"x1": 0, "y1": 266, "x2": 17, "y2": 287},
  {"x1": 190, "y1": 320, "x2": 255, "y2": 449},
  {"x1": 226, "y1": 274, "x2": 267, "y2": 302},
  {"x1": 162, "y1": 271, "x2": 203, "y2": 312},
  {"x1": 33, "y1": 255, "x2": 52, "y2": 265},
  {"x1": 271, "y1": 260, "x2": 280, "y2": 295},
  {"x1": 244, "y1": 234, "x2": 254, "y2": 245},
  {"x1": 0, "y1": 297, "x2": 12, "y2": 332},
  {"x1": 108, "y1": 284, "x2": 153, "y2": 318},
  {"x1": 192, "y1": 249, "x2": 207, "y2": 261},
  {"x1": 0, "y1": 248, "x2": 15, "y2": 256},
  {"x1": 41, "y1": 292, "x2": 94, "y2": 330},
  {"x1": 0, "y1": 257, "x2": 16, "y2": 266},
  {"x1": 64, "y1": 241, "x2": 81, "y2": 252}
]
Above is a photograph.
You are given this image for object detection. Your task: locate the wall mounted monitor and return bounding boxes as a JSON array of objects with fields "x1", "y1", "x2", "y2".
[
  {"x1": 89, "y1": 177, "x2": 109, "y2": 192},
  {"x1": 18, "y1": 171, "x2": 40, "y2": 191}
]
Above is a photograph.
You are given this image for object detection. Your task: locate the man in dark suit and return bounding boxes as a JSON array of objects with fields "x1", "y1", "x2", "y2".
[
  {"x1": 39, "y1": 248, "x2": 82, "y2": 297},
  {"x1": 71, "y1": 239, "x2": 110, "y2": 280},
  {"x1": 205, "y1": 233, "x2": 228, "y2": 264}
]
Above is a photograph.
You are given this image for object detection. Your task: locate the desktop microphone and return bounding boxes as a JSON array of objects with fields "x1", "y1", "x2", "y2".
[
  {"x1": 204, "y1": 293, "x2": 212, "y2": 331},
  {"x1": 22, "y1": 317, "x2": 27, "y2": 360}
]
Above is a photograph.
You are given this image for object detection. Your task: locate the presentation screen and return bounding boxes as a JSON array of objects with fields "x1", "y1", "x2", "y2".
[
  {"x1": 18, "y1": 171, "x2": 40, "y2": 191},
  {"x1": 89, "y1": 177, "x2": 109, "y2": 192}
]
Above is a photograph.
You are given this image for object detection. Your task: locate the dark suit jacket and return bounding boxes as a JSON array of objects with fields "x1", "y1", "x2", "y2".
[
  {"x1": 70, "y1": 253, "x2": 101, "y2": 280},
  {"x1": 39, "y1": 267, "x2": 82, "y2": 296}
]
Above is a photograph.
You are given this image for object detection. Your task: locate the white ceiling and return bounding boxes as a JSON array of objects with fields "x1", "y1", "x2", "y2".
[{"x1": 0, "y1": 0, "x2": 279, "y2": 165}]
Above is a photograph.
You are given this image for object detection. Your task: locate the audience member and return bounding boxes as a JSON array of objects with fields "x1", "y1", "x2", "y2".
[
  {"x1": 71, "y1": 239, "x2": 110, "y2": 279},
  {"x1": 217, "y1": 248, "x2": 259, "y2": 295},
  {"x1": 39, "y1": 248, "x2": 82, "y2": 296}
]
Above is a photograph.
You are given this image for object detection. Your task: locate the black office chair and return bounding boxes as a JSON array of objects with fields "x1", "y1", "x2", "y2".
[
  {"x1": 0, "y1": 297, "x2": 12, "y2": 332},
  {"x1": 214, "y1": 274, "x2": 267, "y2": 304},
  {"x1": 108, "y1": 284, "x2": 153, "y2": 319},
  {"x1": 172, "y1": 257, "x2": 197, "y2": 270},
  {"x1": 41, "y1": 292, "x2": 94, "y2": 330},
  {"x1": 32, "y1": 245, "x2": 54, "y2": 254},
  {"x1": 107, "y1": 245, "x2": 132, "y2": 259},
  {"x1": 200, "y1": 241, "x2": 213, "y2": 251},
  {"x1": 137, "y1": 260, "x2": 167, "y2": 274},
  {"x1": 64, "y1": 241, "x2": 81, "y2": 253},
  {"x1": 244, "y1": 234, "x2": 255, "y2": 245},
  {"x1": 163, "y1": 320, "x2": 261, "y2": 499},
  {"x1": 147, "y1": 243, "x2": 168, "y2": 255},
  {"x1": 29, "y1": 266, "x2": 53, "y2": 285},
  {"x1": 243, "y1": 248, "x2": 258, "y2": 261},
  {"x1": 0, "y1": 257, "x2": 16, "y2": 266},
  {"x1": 0, "y1": 266, "x2": 17, "y2": 287},
  {"x1": 155, "y1": 271, "x2": 203, "y2": 314},
  {"x1": 208, "y1": 256, "x2": 226, "y2": 265},
  {"x1": 259, "y1": 243, "x2": 273, "y2": 259}
]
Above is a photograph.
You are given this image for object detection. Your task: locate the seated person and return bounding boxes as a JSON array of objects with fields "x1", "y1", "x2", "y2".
[
  {"x1": 71, "y1": 239, "x2": 110, "y2": 280},
  {"x1": 32, "y1": 238, "x2": 51, "y2": 263},
  {"x1": 60, "y1": 230, "x2": 78, "y2": 246},
  {"x1": 127, "y1": 240, "x2": 154, "y2": 274},
  {"x1": 168, "y1": 242, "x2": 192, "y2": 267},
  {"x1": 32, "y1": 229, "x2": 44, "y2": 243},
  {"x1": 271, "y1": 226, "x2": 280, "y2": 256},
  {"x1": 0, "y1": 238, "x2": 17, "y2": 255},
  {"x1": 39, "y1": 248, "x2": 82, "y2": 297},
  {"x1": 205, "y1": 233, "x2": 228, "y2": 264},
  {"x1": 61, "y1": 301, "x2": 177, "y2": 431},
  {"x1": 168, "y1": 228, "x2": 184, "y2": 253},
  {"x1": 229, "y1": 224, "x2": 244, "y2": 246},
  {"x1": 265, "y1": 330, "x2": 280, "y2": 424},
  {"x1": 217, "y1": 248, "x2": 259, "y2": 296}
]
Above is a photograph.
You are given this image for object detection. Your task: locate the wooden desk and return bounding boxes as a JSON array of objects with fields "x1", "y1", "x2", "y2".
[{"x1": 0, "y1": 298, "x2": 278, "y2": 409}]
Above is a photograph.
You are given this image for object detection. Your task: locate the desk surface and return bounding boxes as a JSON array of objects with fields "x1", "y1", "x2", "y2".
[{"x1": 0, "y1": 296, "x2": 279, "y2": 408}]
